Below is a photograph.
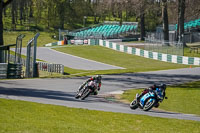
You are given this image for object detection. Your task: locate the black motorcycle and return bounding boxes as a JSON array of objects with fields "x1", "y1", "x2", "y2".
[{"x1": 75, "y1": 81, "x2": 97, "y2": 100}]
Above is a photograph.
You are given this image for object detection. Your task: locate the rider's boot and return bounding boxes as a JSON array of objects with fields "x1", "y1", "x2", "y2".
[
  {"x1": 154, "y1": 103, "x2": 160, "y2": 108},
  {"x1": 93, "y1": 91, "x2": 98, "y2": 95}
]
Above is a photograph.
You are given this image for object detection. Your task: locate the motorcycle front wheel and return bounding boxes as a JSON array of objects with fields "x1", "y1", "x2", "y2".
[
  {"x1": 75, "y1": 91, "x2": 81, "y2": 99},
  {"x1": 143, "y1": 98, "x2": 156, "y2": 111},
  {"x1": 80, "y1": 87, "x2": 91, "y2": 100},
  {"x1": 130, "y1": 99, "x2": 138, "y2": 110}
]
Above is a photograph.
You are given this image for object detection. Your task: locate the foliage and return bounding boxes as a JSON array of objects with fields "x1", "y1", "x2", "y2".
[{"x1": 1, "y1": 0, "x2": 199, "y2": 33}]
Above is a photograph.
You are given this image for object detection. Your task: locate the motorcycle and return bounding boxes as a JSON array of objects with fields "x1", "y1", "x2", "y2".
[
  {"x1": 130, "y1": 87, "x2": 167, "y2": 111},
  {"x1": 75, "y1": 80, "x2": 97, "y2": 100}
]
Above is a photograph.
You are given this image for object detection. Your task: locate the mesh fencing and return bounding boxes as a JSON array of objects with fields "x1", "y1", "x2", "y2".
[
  {"x1": 144, "y1": 38, "x2": 184, "y2": 56},
  {"x1": 25, "y1": 33, "x2": 40, "y2": 78}
]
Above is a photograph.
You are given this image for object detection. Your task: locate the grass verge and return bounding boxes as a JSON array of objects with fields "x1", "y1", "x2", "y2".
[
  {"x1": 53, "y1": 45, "x2": 189, "y2": 74},
  {"x1": 0, "y1": 98, "x2": 199, "y2": 133},
  {"x1": 184, "y1": 47, "x2": 200, "y2": 58},
  {"x1": 19, "y1": 44, "x2": 190, "y2": 78},
  {"x1": 121, "y1": 80, "x2": 200, "y2": 115}
]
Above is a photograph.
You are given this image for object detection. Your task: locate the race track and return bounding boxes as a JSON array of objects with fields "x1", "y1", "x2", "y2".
[
  {"x1": 6, "y1": 47, "x2": 200, "y2": 121},
  {"x1": 1, "y1": 67, "x2": 200, "y2": 121},
  {"x1": 20, "y1": 47, "x2": 124, "y2": 70}
]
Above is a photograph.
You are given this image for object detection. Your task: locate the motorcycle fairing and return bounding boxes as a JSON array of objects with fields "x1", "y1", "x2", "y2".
[{"x1": 140, "y1": 92, "x2": 155, "y2": 107}]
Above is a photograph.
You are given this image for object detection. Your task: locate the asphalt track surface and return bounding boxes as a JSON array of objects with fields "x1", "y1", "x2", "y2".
[
  {"x1": 1, "y1": 67, "x2": 200, "y2": 121},
  {"x1": 6, "y1": 47, "x2": 200, "y2": 121},
  {"x1": 20, "y1": 47, "x2": 124, "y2": 70}
]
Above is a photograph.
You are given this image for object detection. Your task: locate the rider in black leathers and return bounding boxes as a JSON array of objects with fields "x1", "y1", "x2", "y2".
[{"x1": 78, "y1": 75, "x2": 102, "y2": 96}]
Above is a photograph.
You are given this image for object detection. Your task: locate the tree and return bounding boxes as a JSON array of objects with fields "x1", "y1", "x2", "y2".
[
  {"x1": 140, "y1": 6, "x2": 145, "y2": 41},
  {"x1": 177, "y1": 0, "x2": 185, "y2": 45},
  {"x1": 162, "y1": 0, "x2": 169, "y2": 42},
  {"x1": 185, "y1": 0, "x2": 200, "y2": 20},
  {"x1": 0, "y1": 0, "x2": 13, "y2": 63},
  {"x1": 11, "y1": 0, "x2": 16, "y2": 30},
  {"x1": 138, "y1": 0, "x2": 146, "y2": 41}
]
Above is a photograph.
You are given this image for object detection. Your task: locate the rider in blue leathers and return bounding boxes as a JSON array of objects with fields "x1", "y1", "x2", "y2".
[{"x1": 136, "y1": 84, "x2": 166, "y2": 107}]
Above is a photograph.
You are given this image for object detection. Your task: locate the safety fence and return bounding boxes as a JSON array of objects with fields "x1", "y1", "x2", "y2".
[
  {"x1": 0, "y1": 63, "x2": 23, "y2": 79},
  {"x1": 37, "y1": 62, "x2": 64, "y2": 74},
  {"x1": 0, "y1": 63, "x2": 8, "y2": 79},
  {"x1": 89, "y1": 39, "x2": 200, "y2": 66},
  {"x1": 9, "y1": 55, "x2": 64, "y2": 75},
  {"x1": 144, "y1": 38, "x2": 184, "y2": 56},
  {"x1": 7, "y1": 63, "x2": 23, "y2": 79}
]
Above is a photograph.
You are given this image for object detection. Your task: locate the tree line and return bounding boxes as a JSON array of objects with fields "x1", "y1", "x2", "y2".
[{"x1": 0, "y1": 0, "x2": 200, "y2": 62}]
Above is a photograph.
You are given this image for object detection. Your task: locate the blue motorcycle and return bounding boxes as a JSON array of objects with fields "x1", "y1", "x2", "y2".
[{"x1": 130, "y1": 87, "x2": 167, "y2": 111}]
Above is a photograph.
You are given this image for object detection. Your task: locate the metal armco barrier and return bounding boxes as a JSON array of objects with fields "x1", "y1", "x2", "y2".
[
  {"x1": 7, "y1": 63, "x2": 22, "y2": 79},
  {"x1": 0, "y1": 63, "x2": 8, "y2": 79}
]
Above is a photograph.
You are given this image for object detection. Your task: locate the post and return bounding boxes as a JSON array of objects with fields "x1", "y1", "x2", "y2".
[
  {"x1": 182, "y1": 34, "x2": 184, "y2": 56},
  {"x1": 25, "y1": 33, "x2": 40, "y2": 78},
  {"x1": 25, "y1": 44, "x2": 31, "y2": 78},
  {"x1": 33, "y1": 33, "x2": 40, "y2": 77},
  {"x1": 59, "y1": 29, "x2": 61, "y2": 41},
  {"x1": 83, "y1": 16, "x2": 87, "y2": 27}
]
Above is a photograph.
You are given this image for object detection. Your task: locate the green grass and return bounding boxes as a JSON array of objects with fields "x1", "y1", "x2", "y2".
[
  {"x1": 184, "y1": 47, "x2": 200, "y2": 58},
  {"x1": 22, "y1": 44, "x2": 190, "y2": 78},
  {"x1": 3, "y1": 31, "x2": 57, "y2": 47},
  {"x1": 121, "y1": 81, "x2": 200, "y2": 115},
  {"x1": 0, "y1": 98, "x2": 200, "y2": 133},
  {"x1": 53, "y1": 45, "x2": 188, "y2": 73}
]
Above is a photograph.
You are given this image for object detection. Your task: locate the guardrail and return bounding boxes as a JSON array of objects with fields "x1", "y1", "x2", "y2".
[
  {"x1": 0, "y1": 63, "x2": 22, "y2": 79},
  {"x1": 0, "y1": 63, "x2": 8, "y2": 79},
  {"x1": 7, "y1": 63, "x2": 23, "y2": 79}
]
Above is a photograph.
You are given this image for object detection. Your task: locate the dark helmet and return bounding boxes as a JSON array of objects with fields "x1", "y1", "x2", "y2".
[
  {"x1": 96, "y1": 75, "x2": 102, "y2": 82},
  {"x1": 160, "y1": 83, "x2": 166, "y2": 90}
]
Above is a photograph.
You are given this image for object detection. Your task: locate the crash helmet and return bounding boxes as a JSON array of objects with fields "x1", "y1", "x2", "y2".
[
  {"x1": 96, "y1": 75, "x2": 102, "y2": 82},
  {"x1": 160, "y1": 83, "x2": 166, "y2": 90}
]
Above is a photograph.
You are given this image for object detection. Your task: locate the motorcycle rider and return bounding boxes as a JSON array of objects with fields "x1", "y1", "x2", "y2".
[
  {"x1": 136, "y1": 84, "x2": 166, "y2": 107},
  {"x1": 78, "y1": 75, "x2": 102, "y2": 96}
]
